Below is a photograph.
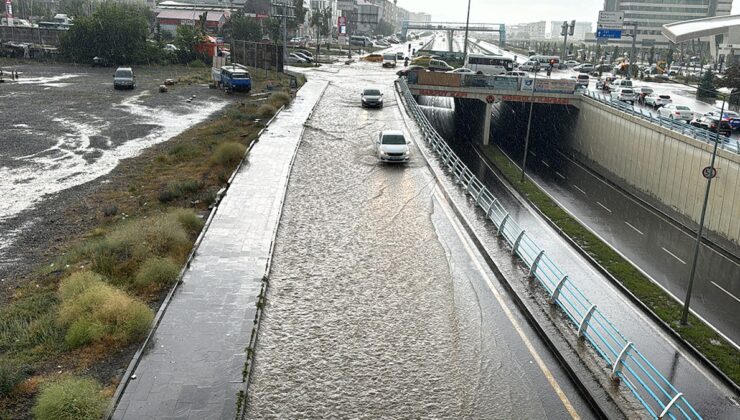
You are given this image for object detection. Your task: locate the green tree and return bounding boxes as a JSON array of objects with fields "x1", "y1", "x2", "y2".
[
  {"x1": 264, "y1": 17, "x2": 284, "y2": 44},
  {"x1": 376, "y1": 19, "x2": 395, "y2": 36},
  {"x1": 612, "y1": 46, "x2": 620, "y2": 60},
  {"x1": 666, "y1": 48, "x2": 674, "y2": 66},
  {"x1": 287, "y1": 0, "x2": 306, "y2": 31},
  {"x1": 718, "y1": 65, "x2": 740, "y2": 107},
  {"x1": 59, "y1": 2, "x2": 152, "y2": 64},
  {"x1": 697, "y1": 68, "x2": 718, "y2": 100},
  {"x1": 310, "y1": 6, "x2": 331, "y2": 56},
  {"x1": 225, "y1": 12, "x2": 263, "y2": 42},
  {"x1": 174, "y1": 25, "x2": 203, "y2": 63}
]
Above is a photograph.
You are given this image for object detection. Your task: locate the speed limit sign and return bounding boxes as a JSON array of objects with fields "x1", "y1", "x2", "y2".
[{"x1": 702, "y1": 166, "x2": 717, "y2": 179}]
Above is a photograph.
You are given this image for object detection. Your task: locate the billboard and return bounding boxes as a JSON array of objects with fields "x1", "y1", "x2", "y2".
[
  {"x1": 492, "y1": 76, "x2": 519, "y2": 91},
  {"x1": 520, "y1": 78, "x2": 576, "y2": 94}
]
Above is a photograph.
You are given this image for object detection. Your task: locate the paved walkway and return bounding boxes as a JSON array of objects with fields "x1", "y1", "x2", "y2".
[{"x1": 112, "y1": 80, "x2": 328, "y2": 420}]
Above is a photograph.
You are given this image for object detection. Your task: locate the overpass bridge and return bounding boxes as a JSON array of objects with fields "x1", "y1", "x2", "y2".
[{"x1": 402, "y1": 21, "x2": 506, "y2": 47}]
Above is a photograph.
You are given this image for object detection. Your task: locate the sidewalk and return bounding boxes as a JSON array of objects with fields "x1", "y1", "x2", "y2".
[{"x1": 112, "y1": 80, "x2": 328, "y2": 420}]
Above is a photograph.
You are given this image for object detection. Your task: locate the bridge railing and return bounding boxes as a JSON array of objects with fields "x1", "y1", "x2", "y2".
[
  {"x1": 398, "y1": 77, "x2": 702, "y2": 420},
  {"x1": 583, "y1": 90, "x2": 740, "y2": 154}
]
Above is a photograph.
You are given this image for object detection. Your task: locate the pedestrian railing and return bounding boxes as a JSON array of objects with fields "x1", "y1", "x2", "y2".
[
  {"x1": 583, "y1": 90, "x2": 740, "y2": 154},
  {"x1": 398, "y1": 77, "x2": 702, "y2": 420}
]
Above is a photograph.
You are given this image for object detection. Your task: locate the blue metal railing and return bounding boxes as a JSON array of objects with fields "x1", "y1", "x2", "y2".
[
  {"x1": 583, "y1": 90, "x2": 740, "y2": 155},
  {"x1": 398, "y1": 78, "x2": 702, "y2": 420}
]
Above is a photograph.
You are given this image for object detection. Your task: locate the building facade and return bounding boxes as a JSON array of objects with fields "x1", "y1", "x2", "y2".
[{"x1": 597, "y1": 0, "x2": 733, "y2": 48}]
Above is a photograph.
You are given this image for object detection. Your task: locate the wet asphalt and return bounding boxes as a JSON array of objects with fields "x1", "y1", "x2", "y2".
[{"x1": 246, "y1": 57, "x2": 594, "y2": 417}]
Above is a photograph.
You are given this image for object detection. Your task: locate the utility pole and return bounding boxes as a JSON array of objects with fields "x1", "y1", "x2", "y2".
[
  {"x1": 521, "y1": 63, "x2": 540, "y2": 183},
  {"x1": 463, "y1": 0, "x2": 472, "y2": 55},
  {"x1": 283, "y1": 0, "x2": 289, "y2": 67},
  {"x1": 625, "y1": 21, "x2": 638, "y2": 79},
  {"x1": 560, "y1": 20, "x2": 575, "y2": 65}
]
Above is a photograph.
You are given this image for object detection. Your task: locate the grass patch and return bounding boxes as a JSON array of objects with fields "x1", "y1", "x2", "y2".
[
  {"x1": 159, "y1": 179, "x2": 202, "y2": 203},
  {"x1": 58, "y1": 272, "x2": 153, "y2": 348},
  {"x1": 33, "y1": 375, "x2": 106, "y2": 420},
  {"x1": 211, "y1": 142, "x2": 246, "y2": 167},
  {"x1": 0, "y1": 361, "x2": 33, "y2": 397},
  {"x1": 482, "y1": 145, "x2": 740, "y2": 385},
  {"x1": 134, "y1": 257, "x2": 180, "y2": 291},
  {"x1": 256, "y1": 104, "x2": 277, "y2": 119},
  {"x1": 267, "y1": 92, "x2": 291, "y2": 109}
]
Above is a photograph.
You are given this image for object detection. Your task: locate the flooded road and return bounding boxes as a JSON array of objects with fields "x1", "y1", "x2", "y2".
[
  {"x1": 0, "y1": 63, "x2": 228, "y2": 274},
  {"x1": 246, "y1": 61, "x2": 593, "y2": 418}
]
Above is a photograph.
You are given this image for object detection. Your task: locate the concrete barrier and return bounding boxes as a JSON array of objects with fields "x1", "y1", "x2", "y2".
[{"x1": 570, "y1": 96, "x2": 740, "y2": 247}]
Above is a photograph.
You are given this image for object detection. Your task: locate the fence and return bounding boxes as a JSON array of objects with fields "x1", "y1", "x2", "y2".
[
  {"x1": 398, "y1": 77, "x2": 702, "y2": 420},
  {"x1": 231, "y1": 39, "x2": 284, "y2": 73},
  {"x1": 584, "y1": 90, "x2": 740, "y2": 155}
]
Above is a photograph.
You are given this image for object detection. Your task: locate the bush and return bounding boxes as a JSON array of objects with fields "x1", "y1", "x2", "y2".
[
  {"x1": 170, "y1": 208, "x2": 204, "y2": 236},
  {"x1": 0, "y1": 290, "x2": 62, "y2": 353},
  {"x1": 58, "y1": 273, "x2": 153, "y2": 348},
  {"x1": 211, "y1": 142, "x2": 246, "y2": 167},
  {"x1": 102, "y1": 205, "x2": 118, "y2": 217},
  {"x1": 168, "y1": 143, "x2": 201, "y2": 162},
  {"x1": 159, "y1": 179, "x2": 202, "y2": 203},
  {"x1": 33, "y1": 376, "x2": 107, "y2": 420},
  {"x1": 267, "y1": 91, "x2": 291, "y2": 109},
  {"x1": 256, "y1": 104, "x2": 277, "y2": 119},
  {"x1": 0, "y1": 361, "x2": 32, "y2": 397},
  {"x1": 188, "y1": 59, "x2": 206, "y2": 68},
  {"x1": 134, "y1": 257, "x2": 180, "y2": 290}
]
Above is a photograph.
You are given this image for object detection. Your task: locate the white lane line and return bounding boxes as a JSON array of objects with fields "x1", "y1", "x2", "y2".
[
  {"x1": 624, "y1": 221, "x2": 644, "y2": 236},
  {"x1": 530, "y1": 151, "x2": 537, "y2": 157},
  {"x1": 711, "y1": 281, "x2": 740, "y2": 304},
  {"x1": 435, "y1": 188, "x2": 580, "y2": 419},
  {"x1": 596, "y1": 201, "x2": 612, "y2": 214},
  {"x1": 541, "y1": 160, "x2": 550, "y2": 168},
  {"x1": 555, "y1": 171, "x2": 566, "y2": 180},
  {"x1": 573, "y1": 185, "x2": 587, "y2": 195},
  {"x1": 661, "y1": 247, "x2": 687, "y2": 265}
]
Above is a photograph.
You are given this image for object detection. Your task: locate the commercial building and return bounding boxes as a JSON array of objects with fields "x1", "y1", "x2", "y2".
[
  {"x1": 573, "y1": 21, "x2": 593, "y2": 40},
  {"x1": 408, "y1": 11, "x2": 431, "y2": 24},
  {"x1": 156, "y1": 9, "x2": 229, "y2": 35},
  {"x1": 594, "y1": 0, "x2": 733, "y2": 49},
  {"x1": 310, "y1": 0, "x2": 418, "y2": 36}
]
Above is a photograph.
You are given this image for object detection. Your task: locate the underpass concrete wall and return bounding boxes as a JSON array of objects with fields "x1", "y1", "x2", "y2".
[{"x1": 570, "y1": 96, "x2": 740, "y2": 247}]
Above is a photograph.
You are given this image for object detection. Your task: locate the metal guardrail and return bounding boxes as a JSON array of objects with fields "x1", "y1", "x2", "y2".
[
  {"x1": 583, "y1": 90, "x2": 740, "y2": 155},
  {"x1": 398, "y1": 77, "x2": 702, "y2": 420}
]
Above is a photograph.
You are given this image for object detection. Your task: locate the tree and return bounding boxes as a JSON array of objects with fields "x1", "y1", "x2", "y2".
[
  {"x1": 174, "y1": 25, "x2": 203, "y2": 63},
  {"x1": 287, "y1": 0, "x2": 306, "y2": 31},
  {"x1": 648, "y1": 46, "x2": 655, "y2": 64},
  {"x1": 718, "y1": 65, "x2": 740, "y2": 107},
  {"x1": 59, "y1": 2, "x2": 152, "y2": 64},
  {"x1": 310, "y1": 6, "x2": 331, "y2": 57},
  {"x1": 697, "y1": 68, "x2": 718, "y2": 100},
  {"x1": 225, "y1": 12, "x2": 263, "y2": 42},
  {"x1": 264, "y1": 17, "x2": 284, "y2": 44},
  {"x1": 376, "y1": 19, "x2": 395, "y2": 36}
]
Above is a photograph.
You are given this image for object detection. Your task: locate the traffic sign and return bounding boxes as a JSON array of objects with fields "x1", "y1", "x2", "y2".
[
  {"x1": 596, "y1": 29, "x2": 622, "y2": 39},
  {"x1": 598, "y1": 11, "x2": 624, "y2": 29},
  {"x1": 641, "y1": 38, "x2": 655, "y2": 47},
  {"x1": 702, "y1": 166, "x2": 717, "y2": 179}
]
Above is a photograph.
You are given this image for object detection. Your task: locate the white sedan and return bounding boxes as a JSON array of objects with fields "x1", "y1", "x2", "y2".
[
  {"x1": 658, "y1": 104, "x2": 694, "y2": 122},
  {"x1": 644, "y1": 94, "x2": 672, "y2": 108},
  {"x1": 446, "y1": 68, "x2": 476, "y2": 74}
]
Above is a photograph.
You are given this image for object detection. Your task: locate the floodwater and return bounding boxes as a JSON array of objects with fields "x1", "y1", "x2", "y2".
[
  {"x1": 246, "y1": 59, "x2": 592, "y2": 418},
  {"x1": 0, "y1": 64, "x2": 228, "y2": 256}
]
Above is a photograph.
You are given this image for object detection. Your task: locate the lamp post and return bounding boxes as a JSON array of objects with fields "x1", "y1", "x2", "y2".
[
  {"x1": 463, "y1": 0, "x2": 472, "y2": 56},
  {"x1": 521, "y1": 63, "x2": 540, "y2": 182}
]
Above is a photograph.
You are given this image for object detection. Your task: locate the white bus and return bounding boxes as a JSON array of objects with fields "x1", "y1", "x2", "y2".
[{"x1": 464, "y1": 54, "x2": 515, "y2": 75}]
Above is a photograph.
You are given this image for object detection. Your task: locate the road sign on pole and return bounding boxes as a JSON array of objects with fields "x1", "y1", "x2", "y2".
[
  {"x1": 596, "y1": 29, "x2": 622, "y2": 39},
  {"x1": 702, "y1": 166, "x2": 717, "y2": 179},
  {"x1": 597, "y1": 11, "x2": 624, "y2": 29}
]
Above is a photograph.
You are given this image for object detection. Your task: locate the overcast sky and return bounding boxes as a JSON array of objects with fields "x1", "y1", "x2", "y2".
[{"x1": 398, "y1": 0, "x2": 740, "y2": 26}]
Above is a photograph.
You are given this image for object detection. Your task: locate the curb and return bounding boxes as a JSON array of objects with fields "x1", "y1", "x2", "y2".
[
  {"x1": 476, "y1": 144, "x2": 740, "y2": 395},
  {"x1": 105, "y1": 89, "x2": 295, "y2": 420},
  {"x1": 394, "y1": 81, "x2": 616, "y2": 419},
  {"x1": 236, "y1": 80, "x2": 330, "y2": 419}
]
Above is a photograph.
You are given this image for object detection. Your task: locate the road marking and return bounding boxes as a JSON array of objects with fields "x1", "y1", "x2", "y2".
[
  {"x1": 711, "y1": 281, "x2": 740, "y2": 304},
  {"x1": 530, "y1": 151, "x2": 537, "y2": 157},
  {"x1": 573, "y1": 185, "x2": 587, "y2": 195},
  {"x1": 541, "y1": 160, "x2": 550, "y2": 168},
  {"x1": 596, "y1": 201, "x2": 612, "y2": 214},
  {"x1": 661, "y1": 247, "x2": 687, "y2": 265},
  {"x1": 435, "y1": 189, "x2": 580, "y2": 419},
  {"x1": 555, "y1": 171, "x2": 566, "y2": 180},
  {"x1": 624, "y1": 221, "x2": 644, "y2": 236}
]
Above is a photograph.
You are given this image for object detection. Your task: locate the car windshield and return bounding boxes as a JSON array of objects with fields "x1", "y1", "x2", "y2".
[
  {"x1": 115, "y1": 70, "x2": 132, "y2": 78},
  {"x1": 382, "y1": 134, "x2": 406, "y2": 145},
  {"x1": 621, "y1": 89, "x2": 633, "y2": 94},
  {"x1": 364, "y1": 89, "x2": 381, "y2": 96},
  {"x1": 659, "y1": 95, "x2": 671, "y2": 99},
  {"x1": 676, "y1": 106, "x2": 690, "y2": 111}
]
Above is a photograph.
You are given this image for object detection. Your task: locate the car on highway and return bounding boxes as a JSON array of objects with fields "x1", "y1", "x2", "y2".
[
  {"x1": 361, "y1": 88, "x2": 383, "y2": 108},
  {"x1": 610, "y1": 78, "x2": 633, "y2": 90},
  {"x1": 574, "y1": 63, "x2": 594, "y2": 73},
  {"x1": 657, "y1": 104, "x2": 694, "y2": 121},
  {"x1": 596, "y1": 75, "x2": 616, "y2": 90},
  {"x1": 519, "y1": 60, "x2": 540, "y2": 72},
  {"x1": 564, "y1": 60, "x2": 579, "y2": 67},
  {"x1": 704, "y1": 110, "x2": 740, "y2": 130},
  {"x1": 644, "y1": 94, "x2": 672, "y2": 108},
  {"x1": 447, "y1": 67, "x2": 476, "y2": 74},
  {"x1": 396, "y1": 65, "x2": 425, "y2": 77},
  {"x1": 427, "y1": 59, "x2": 454, "y2": 72},
  {"x1": 506, "y1": 70, "x2": 527, "y2": 78},
  {"x1": 382, "y1": 54, "x2": 397, "y2": 68},
  {"x1": 376, "y1": 130, "x2": 411, "y2": 163},
  {"x1": 113, "y1": 67, "x2": 136, "y2": 90},
  {"x1": 574, "y1": 74, "x2": 589, "y2": 87},
  {"x1": 635, "y1": 86, "x2": 654, "y2": 104},
  {"x1": 691, "y1": 116, "x2": 732, "y2": 137},
  {"x1": 611, "y1": 87, "x2": 637, "y2": 104}
]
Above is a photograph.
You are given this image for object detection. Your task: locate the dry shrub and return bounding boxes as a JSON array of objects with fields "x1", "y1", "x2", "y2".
[
  {"x1": 134, "y1": 257, "x2": 180, "y2": 291},
  {"x1": 211, "y1": 142, "x2": 246, "y2": 167},
  {"x1": 256, "y1": 104, "x2": 277, "y2": 119},
  {"x1": 33, "y1": 375, "x2": 106, "y2": 420}
]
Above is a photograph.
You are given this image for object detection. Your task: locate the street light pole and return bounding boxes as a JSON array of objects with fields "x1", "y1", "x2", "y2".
[
  {"x1": 463, "y1": 0, "x2": 472, "y2": 56},
  {"x1": 625, "y1": 21, "x2": 638, "y2": 79},
  {"x1": 681, "y1": 92, "x2": 728, "y2": 325},
  {"x1": 521, "y1": 65, "x2": 539, "y2": 182}
]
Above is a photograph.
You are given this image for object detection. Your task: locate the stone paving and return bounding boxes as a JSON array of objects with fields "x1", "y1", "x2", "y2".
[{"x1": 112, "y1": 80, "x2": 328, "y2": 420}]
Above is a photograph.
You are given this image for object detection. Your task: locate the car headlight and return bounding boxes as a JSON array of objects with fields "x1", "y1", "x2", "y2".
[
  {"x1": 404, "y1": 150, "x2": 410, "y2": 155},
  {"x1": 379, "y1": 150, "x2": 388, "y2": 156}
]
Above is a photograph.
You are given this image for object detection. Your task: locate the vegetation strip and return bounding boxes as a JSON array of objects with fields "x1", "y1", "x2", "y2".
[
  {"x1": 0, "y1": 68, "x2": 297, "y2": 419},
  {"x1": 480, "y1": 144, "x2": 740, "y2": 388}
]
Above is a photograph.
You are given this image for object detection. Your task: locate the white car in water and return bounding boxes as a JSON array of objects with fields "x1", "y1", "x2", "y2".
[
  {"x1": 658, "y1": 104, "x2": 693, "y2": 121},
  {"x1": 377, "y1": 130, "x2": 411, "y2": 163}
]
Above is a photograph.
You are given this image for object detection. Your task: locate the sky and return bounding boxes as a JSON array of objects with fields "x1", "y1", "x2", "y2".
[{"x1": 398, "y1": 0, "x2": 740, "y2": 26}]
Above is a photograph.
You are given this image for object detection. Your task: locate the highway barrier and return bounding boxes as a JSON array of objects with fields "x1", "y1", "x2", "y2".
[{"x1": 398, "y1": 77, "x2": 702, "y2": 420}]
